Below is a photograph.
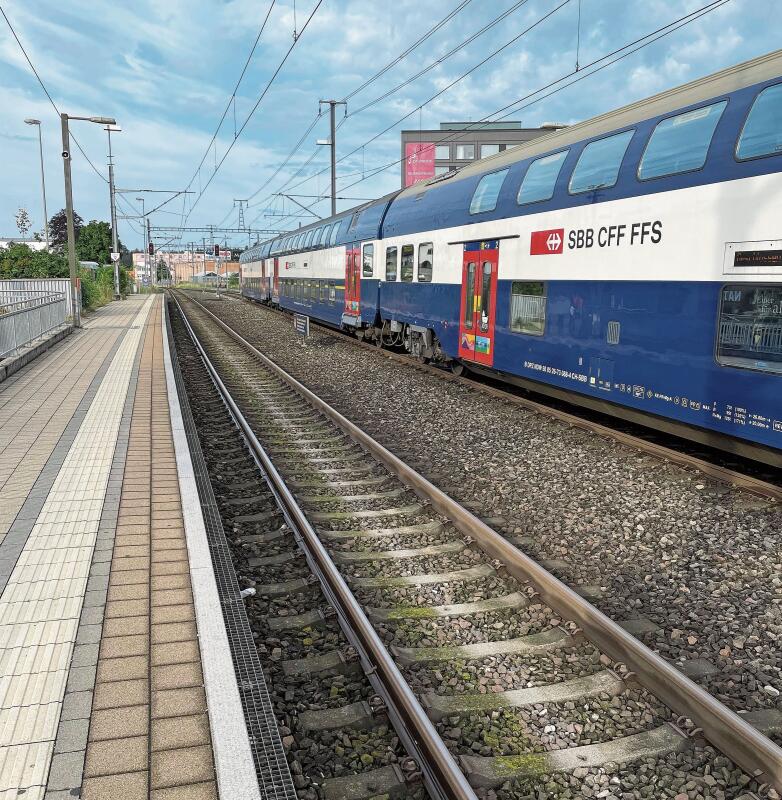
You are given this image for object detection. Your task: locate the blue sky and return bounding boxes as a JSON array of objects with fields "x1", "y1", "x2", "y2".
[{"x1": 0, "y1": 0, "x2": 779, "y2": 249}]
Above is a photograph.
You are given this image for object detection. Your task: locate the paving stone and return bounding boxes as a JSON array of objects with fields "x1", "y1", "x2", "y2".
[
  {"x1": 151, "y1": 604, "x2": 195, "y2": 624},
  {"x1": 151, "y1": 640, "x2": 200, "y2": 666},
  {"x1": 150, "y1": 781, "x2": 218, "y2": 800},
  {"x1": 150, "y1": 745, "x2": 214, "y2": 790},
  {"x1": 151, "y1": 714, "x2": 211, "y2": 752},
  {"x1": 93, "y1": 678, "x2": 148, "y2": 710},
  {"x1": 82, "y1": 771, "x2": 148, "y2": 800},
  {"x1": 96, "y1": 654, "x2": 148, "y2": 683},
  {"x1": 152, "y1": 662, "x2": 203, "y2": 691},
  {"x1": 152, "y1": 687, "x2": 207, "y2": 719},
  {"x1": 151, "y1": 621, "x2": 197, "y2": 644},
  {"x1": 84, "y1": 736, "x2": 148, "y2": 777}
]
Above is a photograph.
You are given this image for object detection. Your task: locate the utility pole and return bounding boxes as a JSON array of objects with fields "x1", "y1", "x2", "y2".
[
  {"x1": 60, "y1": 113, "x2": 116, "y2": 327},
  {"x1": 105, "y1": 125, "x2": 121, "y2": 299},
  {"x1": 147, "y1": 217, "x2": 153, "y2": 286},
  {"x1": 318, "y1": 100, "x2": 346, "y2": 217}
]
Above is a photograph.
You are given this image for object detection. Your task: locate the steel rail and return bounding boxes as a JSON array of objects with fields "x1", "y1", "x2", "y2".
[
  {"x1": 221, "y1": 288, "x2": 781, "y2": 500},
  {"x1": 174, "y1": 289, "x2": 782, "y2": 793},
  {"x1": 170, "y1": 292, "x2": 478, "y2": 800}
]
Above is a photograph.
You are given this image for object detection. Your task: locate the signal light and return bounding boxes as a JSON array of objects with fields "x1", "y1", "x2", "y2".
[
  {"x1": 213, "y1": 244, "x2": 220, "y2": 257},
  {"x1": 148, "y1": 241, "x2": 154, "y2": 256}
]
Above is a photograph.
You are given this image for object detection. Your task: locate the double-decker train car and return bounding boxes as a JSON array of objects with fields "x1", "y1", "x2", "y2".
[{"x1": 241, "y1": 51, "x2": 782, "y2": 466}]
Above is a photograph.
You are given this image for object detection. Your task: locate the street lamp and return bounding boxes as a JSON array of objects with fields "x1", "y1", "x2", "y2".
[
  {"x1": 137, "y1": 197, "x2": 147, "y2": 290},
  {"x1": 104, "y1": 125, "x2": 122, "y2": 299},
  {"x1": 60, "y1": 113, "x2": 116, "y2": 327},
  {"x1": 24, "y1": 119, "x2": 49, "y2": 250}
]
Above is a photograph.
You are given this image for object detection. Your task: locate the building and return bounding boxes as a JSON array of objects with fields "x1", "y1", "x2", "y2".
[
  {"x1": 400, "y1": 121, "x2": 564, "y2": 187},
  {"x1": 131, "y1": 250, "x2": 240, "y2": 285},
  {"x1": 0, "y1": 237, "x2": 48, "y2": 252}
]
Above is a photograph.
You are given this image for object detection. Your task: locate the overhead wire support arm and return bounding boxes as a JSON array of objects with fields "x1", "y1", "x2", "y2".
[{"x1": 275, "y1": 193, "x2": 322, "y2": 218}]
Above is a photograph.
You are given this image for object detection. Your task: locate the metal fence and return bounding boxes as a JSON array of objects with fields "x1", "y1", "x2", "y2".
[
  {"x1": 0, "y1": 290, "x2": 68, "y2": 359},
  {"x1": 0, "y1": 279, "x2": 73, "y2": 317},
  {"x1": 719, "y1": 316, "x2": 782, "y2": 357}
]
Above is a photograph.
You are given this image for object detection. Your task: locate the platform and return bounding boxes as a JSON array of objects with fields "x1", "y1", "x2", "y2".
[{"x1": 0, "y1": 295, "x2": 257, "y2": 800}]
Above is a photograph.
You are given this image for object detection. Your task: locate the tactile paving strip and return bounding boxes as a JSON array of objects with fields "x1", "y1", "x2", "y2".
[{"x1": 165, "y1": 303, "x2": 298, "y2": 800}]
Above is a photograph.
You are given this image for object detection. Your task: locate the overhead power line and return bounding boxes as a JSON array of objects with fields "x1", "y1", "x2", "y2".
[
  {"x1": 179, "y1": 0, "x2": 324, "y2": 235},
  {"x1": 257, "y1": 0, "x2": 733, "y2": 229},
  {"x1": 0, "y1": 3, "x2": 108, "y2": 183},
  {"x1": 183, "y1": 0, "x2": 276, "y2": 193},
  {"x1": 232, "y1": 0, "x2": 478, "y2": 226},
  {"x1": 341, "y1": 0, "x2": 475, "y2": 102},
  {"x1": 259, "y1": 0, "x2": 573, "y2": 208},
  {"x1": 330, "y1": 0, "x2": 734, "y2": 197}
]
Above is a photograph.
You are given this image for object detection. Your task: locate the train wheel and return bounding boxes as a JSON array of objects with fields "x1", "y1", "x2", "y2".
[{"x1": 450, "y1": 361, "x2": 464, "y2": 376}]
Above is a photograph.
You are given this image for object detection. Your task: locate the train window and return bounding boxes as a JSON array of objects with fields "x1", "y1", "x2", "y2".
[
  {"x1": 464, "y1": 263, "x2": 476, "y2": 329},
  {"x1": 639, "y1": 101, "x2": 727, "y2": 180},
  {"x1": 517, "y1": 151, "x2": 568, "y2": 205},
  {"x1": 400, "y1": 245, "x2": 414, "y2": 282},
  {"x1": 329, "y1": 222, "x2": 341, "y2": 246},
  {"x1": 469, "y1": 169, "x2": 509, "y2": 214},
  {"x1": 737, "y1": 83, "x2": 782, "y2": 160},
  {"x1": 329, "y1": 282, "x2": 336, "y2": 303},
  {"x1": 510, "y1": 281, "x2": 546, "y2": 336},
  {"x1": 385, "y1": 247, "x2": 398, "y2": 281},
  {"x1": 362, "y1": 244, "x2": 374, "y2": 277},
  {"x1": 417, "y1": 243, "x2": 433, "y2": 283},
  {"x1": 569, "y1": 130, "x2": 634, "y2": 194},
  {"x1": 716, "y1": 284, "x2": 782, "y2": 374}
]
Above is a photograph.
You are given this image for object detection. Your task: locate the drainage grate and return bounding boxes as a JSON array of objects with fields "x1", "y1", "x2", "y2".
[{"x1": 166, "y1": 305, "x2": 298, "y2": 800}]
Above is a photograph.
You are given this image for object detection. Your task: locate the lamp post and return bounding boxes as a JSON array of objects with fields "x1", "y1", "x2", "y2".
[
  {"x1": 60, "y1": 113, "x2": 116, "y2": 327},
  {"x1": 24, "y1": 119, "x2": 49, "y2": 250},
  {"x1": 105, "y1": 125, "x2": 122, "y2": 300},
  {"x1": 136, "y1": 197, "x2": 146, "y2": 290}
]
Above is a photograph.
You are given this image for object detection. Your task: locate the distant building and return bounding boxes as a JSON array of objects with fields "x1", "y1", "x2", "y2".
[
  {"x1": 0, "y1": 237, "x2": 48, "y2": 252},
  {"x1": 400, "y1": 121, "x2": 565, "y2": 187}
]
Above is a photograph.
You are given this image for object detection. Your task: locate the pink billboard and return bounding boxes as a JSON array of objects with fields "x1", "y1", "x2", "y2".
[{"x1": 404, "y1": 142, "x2": 435, "y2": 186}]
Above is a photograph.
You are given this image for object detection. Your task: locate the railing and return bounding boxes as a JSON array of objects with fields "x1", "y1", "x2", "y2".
[
  {"x1": 719, "y1": 316, "x2": 782, "y2": 356},
  {"x1": 0, "y1": 279, "x2": 73, "y2": 317},
  {"x1": 0, "y1": 291, "x2": 68, "y2": 359}
]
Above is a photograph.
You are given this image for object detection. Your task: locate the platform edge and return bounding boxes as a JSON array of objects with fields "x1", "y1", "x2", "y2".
[{"x1": 160, "y1": 296, "x2": 262, "y2": 800}]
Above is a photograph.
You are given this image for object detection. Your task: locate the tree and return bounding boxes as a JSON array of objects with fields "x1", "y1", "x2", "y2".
[
  {"x1": 48, "y1": 208, "x2": 83, "y2": 250},
  {"x1": 0, "y1": 243, "x2": 69, "y2": 279},
  {"x1": 76, "y1": 220, "x2": 121, "y2": 265},
  {"x1": 15, "y1": 208, "x2": 32, "y2": 238},
  {"x1": 157, "y1": 258, "x2": 171, "y2": 282}
]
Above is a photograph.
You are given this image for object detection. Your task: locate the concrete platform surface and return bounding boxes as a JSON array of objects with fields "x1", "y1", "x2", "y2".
[{"x1": 0, "y1": 295, "x2": 255, "y2": 800}]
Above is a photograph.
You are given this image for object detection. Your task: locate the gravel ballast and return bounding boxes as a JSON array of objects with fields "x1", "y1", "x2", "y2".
[{"x1": 191, "y1": 293, "x2": 782, "y2": 717}]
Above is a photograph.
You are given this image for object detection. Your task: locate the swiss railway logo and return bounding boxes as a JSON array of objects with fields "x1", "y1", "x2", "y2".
[{"x1": 530, "y1": 228, "x2": 564, "y2": 255}]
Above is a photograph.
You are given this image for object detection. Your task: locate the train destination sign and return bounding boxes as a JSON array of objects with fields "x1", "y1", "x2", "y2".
[{"x1": 733, "y1": 249, "x2": 782, "y2": 268}]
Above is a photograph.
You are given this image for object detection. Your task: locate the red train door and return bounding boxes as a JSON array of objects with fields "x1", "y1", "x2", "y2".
[
  {"x1": 272, "y1": 258, "x2": 280, "y2": 302},
  {"x1": 344, "y1": 244, "x2": 360, "y2": 319},
  {"x1": 458, "y1": 240, "x2": 499, "y2": 367}
]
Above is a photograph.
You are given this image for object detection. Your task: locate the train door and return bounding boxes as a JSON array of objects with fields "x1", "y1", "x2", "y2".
[
  {"x1": 272, "y1": 258, "x2": 280, "y2": 303},
  {"x1": 458, "y1": 240, "x2": 499, "y2": 367},
  {"x1": 344, "y1": 243, "x2": 361, "y2": 321}
]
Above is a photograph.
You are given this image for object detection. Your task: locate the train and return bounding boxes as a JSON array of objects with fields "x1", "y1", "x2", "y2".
[{"x1": 241, "y1": 50, "x2": 782, "y2": 467}]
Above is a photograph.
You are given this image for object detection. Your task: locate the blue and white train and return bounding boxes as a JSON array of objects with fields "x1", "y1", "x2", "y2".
[{"x1": 241, "y1": 51, "x2": 782, "y2": 467}]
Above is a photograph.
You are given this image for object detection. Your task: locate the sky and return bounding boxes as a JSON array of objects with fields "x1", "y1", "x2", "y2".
[{"x1": 0, "y1": 0, "x2": 779, "y2": 251}]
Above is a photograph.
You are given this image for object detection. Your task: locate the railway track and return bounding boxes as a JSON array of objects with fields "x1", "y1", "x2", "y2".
[{"x1": 169, "y1": 289, "x2": 782, "y2": 800}]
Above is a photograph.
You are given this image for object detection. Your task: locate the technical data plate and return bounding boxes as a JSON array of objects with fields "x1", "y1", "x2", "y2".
[{"x1": 166, "y1": 310, "x2": 298, "y2": 800}]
